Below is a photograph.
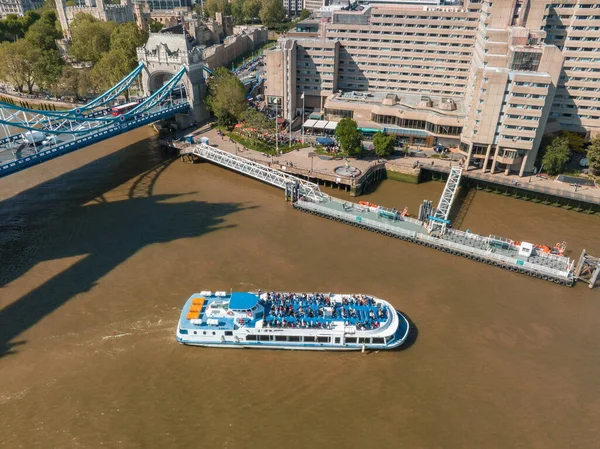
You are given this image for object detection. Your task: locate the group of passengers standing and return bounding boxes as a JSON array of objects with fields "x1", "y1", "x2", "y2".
[{"x1": 261, "y1": 292, "x2": 388, "y2": 330}]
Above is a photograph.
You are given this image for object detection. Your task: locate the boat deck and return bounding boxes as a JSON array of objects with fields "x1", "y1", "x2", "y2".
[
  {"x1": 179, "y1": 294, "x2": 251, "y2": 331},
  {"x1": 264, "y1": 293, "x2": 389, "y2": 330}
]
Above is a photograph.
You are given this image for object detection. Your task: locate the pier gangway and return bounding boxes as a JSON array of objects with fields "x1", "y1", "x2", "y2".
[
  {"x1": 181, "y1": 143, "x2": 326, "y2": 202},
  {"x1": 429, "y1": 166, "x2": 462, "y2": 234},
  {"x1": 174, "y1": 142, "x2": 575, "y2": 286}
]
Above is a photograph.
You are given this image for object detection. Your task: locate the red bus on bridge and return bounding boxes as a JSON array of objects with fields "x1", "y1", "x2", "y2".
[{"x1": 111, "y1": 101, "x2": 140, "y2": 117}]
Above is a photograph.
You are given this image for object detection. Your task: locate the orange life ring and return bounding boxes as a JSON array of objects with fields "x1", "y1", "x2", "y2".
[
  {"x1": 247, "y1": 312, "x2": 252, "y2": 318},
  {"x1": 227, "y1": 310, "x2": 234, "y2": 316}
]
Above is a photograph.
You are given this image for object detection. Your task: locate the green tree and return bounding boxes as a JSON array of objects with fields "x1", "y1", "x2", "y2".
[
  {"x1": 561, "y1": 131, "x2": 587, "y2": 154},
  {"x1": 0, "y1": 14, "x2": 33, "y2": 41},
  {"x1": 259, "y1": 0, "x2": 285, "y2": 27},
  {"x1": 55, "y1": 66, "x2": 92, "y2": 101},
  {"x1": 231, "y1": 0, "x2": 245, "y2": 23},
  {"x1": 373, "y1": 132, "x2": 395, "y2": 157},
  {"x1": 110, "y1": 22, "x2": 148, "y2": 71},
  {"x1": 241, "y1": 107, "x2": 272, "y2": 132},
  {"x1": 148, "y1": 19, "x2": 164, "y2": 33},
  {"x1": 335, "y1": 117, "x2": 362, "y2": 156},
  {"x1": 41, "y1": 0, "x2": 56, "y2": 10},
  {"x1": 587, "y1": 136, "x2": 600, "y2": 176},
  {"x1": 206, "y1": 67, "x2": 247, "y2": 128},
  {"x1": 90, "y1": 48, "x2": 131, "y2": 92},
  {"x1": 243, "y1": 0, "x2": 261, "y2": 21},
  {"x1": 69, "y1": 13, "x2": 115, "y2": 63},
  {"x1": 25, "y1": 10, "x2": 62, "y2": 51},
  {"x1": 542, "y1": 136, "x2": 570, "y2": 175},
  {"x1": 0, "y1": 39, "x2": 38, "y2": 93},
  {"x1": 204, "y1": 0, "x2": 232, "y2": 18},
  {"x1": 299, "y1": 9, "x2": 311, "y2": 20},
  {"x1": 33, "y1": 49, "x2": 64, "y2": 89}
]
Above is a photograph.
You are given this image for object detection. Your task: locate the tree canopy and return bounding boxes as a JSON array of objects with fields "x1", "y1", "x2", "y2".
[
  {"x1": 55, "y1": 66, "x2": 92, "y2": 101},
  {"x1": 205, "y1": 67, "x2": 247, "y2": 128},
  {"x1": 109, "y1": 22, "x2": 148, "y2": 71},
  {"x1": 541, "y1": 136, "x2": 570, "y2": 175},
  {"x1": 0, "y1": 11, "x2": 40, "y2": 42},
  {"x1": 0, "y1": 39, "x2": 37, "y2": 93},
  {"x1": 373, "y1": 132, "x2": 395, "y2": 157},
  {"x1": 90, "y1": 48, "x2": 131, "y2": 92},
  {"x1": 204, "y1": 0, "x2": 232, "y2": 18},
  {"x1": 587, "y1": 137, "x2": 600, "y2": 176},
  {"x1": 243, "y1": 0, "x2": 262, "y2": 22},
  {"x1": 259, "y1": 0, "x2": 285, "y2": 27},
  {"x1": 561, "y1": 131, "x2": 587, "y2": 154},
  {"x1": 241, "y1": 107, "x2": 273, "y2": 133},
  {"x1": 69, "y1": 13, "x2": 115, "y2": 64},
  {"x1": 299, "y1": 9, "x2": 312, "y2": 20},
  {"x1": 148, "y1": 19, "x2": 164, "y2": 33},
  {"x1": 336, "y1": 118, "x2": 362, "y2": 156}
]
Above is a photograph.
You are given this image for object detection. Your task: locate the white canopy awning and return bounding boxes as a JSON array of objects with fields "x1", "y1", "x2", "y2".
[
  {"x1": 314, "y1": 120, "x2": 328, "y2": 129},
  {"x1": 303, "y1": 119, "x2": 317, "y2": 128},
  {"x1": 325, "y1": 121, "x2": 338, "y2": 130}
]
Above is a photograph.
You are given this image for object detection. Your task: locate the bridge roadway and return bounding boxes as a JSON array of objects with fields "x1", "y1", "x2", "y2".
[
  {"x1": 178, "y1": 141, "x2": 576, "y2": 286},
  {"x1": 0, "y1": 64, "x2": 189, "y2": 178}
]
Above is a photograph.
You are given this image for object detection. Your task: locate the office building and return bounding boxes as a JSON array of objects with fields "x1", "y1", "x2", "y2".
[
  {"x1": 283, "y1": 0, "x2": 304, "y2": 15},
  {"x1": 0, "y1": 0, "x2": 44, "y2": 16},
  {"x1": 265, "y1": 0, "x2": 600, "y2": 176}
]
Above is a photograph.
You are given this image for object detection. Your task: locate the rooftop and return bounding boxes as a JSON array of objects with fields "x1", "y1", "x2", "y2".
[
  {"x1": 328, "y1": 90, "x2": 466, "y2": 116},
  {"x1": 229, "y1": 292, "x2": 259, "y2": 311}
]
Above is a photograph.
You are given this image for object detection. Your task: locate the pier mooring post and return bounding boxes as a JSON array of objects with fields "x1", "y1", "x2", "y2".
[{"x1": 575, "y1": 249, "x2": 600, "y2": 289}]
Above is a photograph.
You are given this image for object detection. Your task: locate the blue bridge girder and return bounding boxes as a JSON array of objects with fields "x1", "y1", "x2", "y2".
[{"x1": 0, "y1": 64, "x2": 191, "y2": 179}]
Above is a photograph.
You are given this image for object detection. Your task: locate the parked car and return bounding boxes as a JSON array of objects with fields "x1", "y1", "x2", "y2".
[
  {"x1": 433, "y1": 145, "x2": 449, "y2": 154},
  {"x1": 579, "y1": 158, "x2": 589, "y2": 168}
]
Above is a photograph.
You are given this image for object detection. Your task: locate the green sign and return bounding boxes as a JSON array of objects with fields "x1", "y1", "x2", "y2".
[
  {"x1": 356, "y1": 216, "x2": 362, "y2": 222},
  {"x1": 516, "y1": 260, "x2": 525, "y2": 266}
]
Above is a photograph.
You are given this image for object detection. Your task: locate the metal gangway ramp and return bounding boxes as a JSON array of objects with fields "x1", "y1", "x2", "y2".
[
  {"x1": 182, "y1": 144, "x2": 325, "y2": 202},
  {"x1": 429, "y1": 166, "x2": 462, "y2": 234}
]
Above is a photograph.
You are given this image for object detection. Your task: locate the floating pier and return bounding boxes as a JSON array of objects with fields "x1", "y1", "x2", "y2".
[
  {"x1": 292, "y1": 197, "x2": 574, "y2": 286},
  {"x1": 174, "y1": 141, "x2": 577, "y2": 287}
]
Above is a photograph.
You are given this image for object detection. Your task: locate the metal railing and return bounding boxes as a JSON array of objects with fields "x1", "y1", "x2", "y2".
[
  {"x1": 424, "y1": 163, "x2": 600, "y2": 206},
  {"x1": 184, "y1": 144, "x2": 326, "y2": 202},
  {"x1": 430, "y1": 165, "x2": 462, "y2": 233},
  {"x1": 295, "y1": 199, "x2": 573, "y2": 281}
]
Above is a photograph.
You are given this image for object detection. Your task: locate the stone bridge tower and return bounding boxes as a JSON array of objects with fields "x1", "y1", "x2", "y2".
[{"x1": 136, "y1": 32, "x2": 209, "y2": 124}]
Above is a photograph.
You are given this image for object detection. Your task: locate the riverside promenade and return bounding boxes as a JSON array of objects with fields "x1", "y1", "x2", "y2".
[{"x1": 179, "y1": 125, "x2": 600, "y2": 208}]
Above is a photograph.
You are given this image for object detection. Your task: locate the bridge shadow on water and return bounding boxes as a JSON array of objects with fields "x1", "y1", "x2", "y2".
[{"x1": 0, "y1": 135, "x2": 250, "y2": 358}]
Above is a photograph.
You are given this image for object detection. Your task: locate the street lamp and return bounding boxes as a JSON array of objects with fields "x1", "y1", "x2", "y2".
[
  {"x1": 301, "y1": 91, "x2": 305, "y2": 145},
  {"x1": 274, "y1": 97, "x2": 280, "y2": 155}
]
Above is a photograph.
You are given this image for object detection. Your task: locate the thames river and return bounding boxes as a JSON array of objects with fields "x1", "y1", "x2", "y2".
[{"x1": 1, "y1": 127, "x2": 600, "y2": 448}]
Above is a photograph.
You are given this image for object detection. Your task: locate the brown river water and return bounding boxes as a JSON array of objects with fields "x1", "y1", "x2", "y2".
[{"x1": 1, "y1": 127, "x2": 600, "y2": 449}]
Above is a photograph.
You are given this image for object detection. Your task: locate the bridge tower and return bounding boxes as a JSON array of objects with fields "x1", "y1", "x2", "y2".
[{"x1": 136, "y1": 33, "x2": 210, "y2": 125}]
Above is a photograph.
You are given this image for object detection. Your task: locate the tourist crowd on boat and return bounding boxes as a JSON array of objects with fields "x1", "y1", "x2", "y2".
[{"x1": 261, "y1": 292, "x2": 388, "y2": 330}]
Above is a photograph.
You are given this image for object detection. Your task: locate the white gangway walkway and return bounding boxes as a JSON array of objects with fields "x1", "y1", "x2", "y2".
[
  {"x1": 181, "y1": 143, "x2": 325, "y2": 202},
  {"x1": 429, "y1": 166, "x2": 462, "y2": 234}
]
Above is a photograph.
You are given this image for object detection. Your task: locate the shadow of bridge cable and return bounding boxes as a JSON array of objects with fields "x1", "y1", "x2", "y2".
[
  {"x1": 0, "y1": 134, "x2": 252, "y2": 358},
  {"x1": 0, "y1": 135, "x2": 169, "y2": 290}
]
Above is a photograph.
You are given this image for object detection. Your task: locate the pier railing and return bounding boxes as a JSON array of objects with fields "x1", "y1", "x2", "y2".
[
  {"x1": 183, "y1": 143, "x2": 326, "y2": 202},
  {"x1": 424, "y1": 164, "x2": 600, "y2": 206},
  {"x1": 295, "y1": 199, "x2": 573, "y2": 283}
]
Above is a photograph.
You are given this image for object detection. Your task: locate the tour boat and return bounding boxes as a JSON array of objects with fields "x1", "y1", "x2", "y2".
[{"x1": 176, "y1": 291, "x2": 410, "y2": 351}]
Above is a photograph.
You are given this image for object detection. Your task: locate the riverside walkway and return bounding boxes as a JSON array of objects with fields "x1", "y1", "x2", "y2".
[{"x1": 171, "y1": 138, "x2": 576, "y2": 287}]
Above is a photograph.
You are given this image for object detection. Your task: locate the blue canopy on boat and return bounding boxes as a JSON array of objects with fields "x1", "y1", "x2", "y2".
[
  {"x1": 229, "y1": 292, "x2": 259, "y2": 310},
  {"x1": 316, "y1": 137, "x2": 335, "y2": 146}
]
